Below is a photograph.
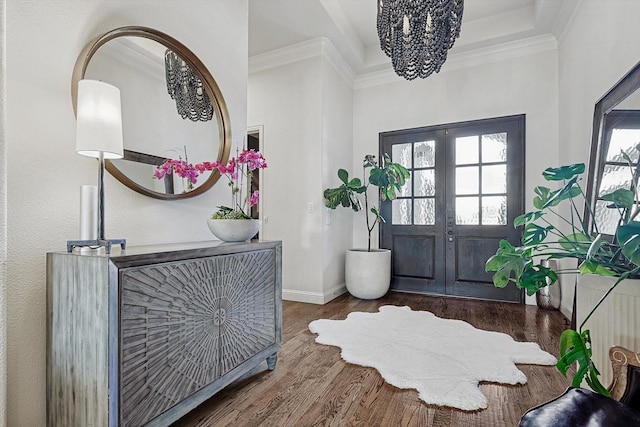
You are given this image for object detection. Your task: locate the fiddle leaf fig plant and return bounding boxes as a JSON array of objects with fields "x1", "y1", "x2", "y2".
[
  {"x1": 486, "y1": 144, "x2": 640, "y2": 396},
  {"x1": 324, "y1": 154, "x2": 409, "y2": 252}
]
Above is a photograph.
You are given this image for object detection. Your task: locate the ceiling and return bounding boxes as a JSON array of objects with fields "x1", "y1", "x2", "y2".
[{"x1": 248, "y1": 0, "x2": 572, "y2": 77}]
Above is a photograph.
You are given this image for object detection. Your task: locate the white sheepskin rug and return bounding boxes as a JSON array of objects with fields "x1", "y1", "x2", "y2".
[{"x1": 308, "y1": 305, "x2": 557, "y2": 411}]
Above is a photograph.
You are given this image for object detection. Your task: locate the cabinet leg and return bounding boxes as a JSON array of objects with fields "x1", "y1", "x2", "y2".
[{"x1": 266, "y1": 354, "x2": 278, "y2": 370}]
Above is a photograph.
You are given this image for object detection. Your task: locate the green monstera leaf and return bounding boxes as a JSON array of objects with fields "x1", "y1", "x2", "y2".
[
  {"x1": 542, "y1": 163, "x2": 585, "y2": 181},
  {"x1": 617, "y1": 221, "x2": 640, "y2": 267},
  {"x1": 557, "y1": 329, "x2": 610, "y2": 396},
  {"x1": 601, "y1": 188, "x2": 635, "y2": 209},
  {"x1": 558, "y1": 232, "x2": 592, "y2": 253},
  {"x1": 521, "y1": 223, "x2": 553, "y2": 245},
  {"x1": 485, "y1": 240, "x2": 530, "y2": 288},
  {"x1": 519, "y1": 263, "x2": 558, "y2": 296},
  {"x1": 513, "y1": 211, "x2": 544, "y2": 227}
]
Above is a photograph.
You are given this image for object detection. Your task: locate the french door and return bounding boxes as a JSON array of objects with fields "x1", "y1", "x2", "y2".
[{"x1": 379, "y1": 115, "x2": 525, "y2": 302}]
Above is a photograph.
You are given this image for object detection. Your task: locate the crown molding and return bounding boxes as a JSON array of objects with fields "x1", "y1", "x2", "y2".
[
  {"x1": 354, "y1": 33, "x2": 558, "y2": 90},
  {"x1": 250, "y1": 32, "x2": 559, "y2": 91},
  {"x1": 553, "y1": 0, "x2": 582, "y2": 46},
  {"x1": 249, "y1": 37, "x2": 355, "y2": 86},
  {"x1": 320, "y1": 38, "x2": 356, "y2": 86}
]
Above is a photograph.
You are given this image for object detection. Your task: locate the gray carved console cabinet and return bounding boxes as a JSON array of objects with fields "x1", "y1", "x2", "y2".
[{"x1": 47, "y1": 240, "x2": 282, "y2": 427}]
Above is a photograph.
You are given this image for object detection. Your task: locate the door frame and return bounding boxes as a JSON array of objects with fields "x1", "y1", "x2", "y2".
[{"x1": 379, "y1": 114, "x2": 525, "y2": 303}]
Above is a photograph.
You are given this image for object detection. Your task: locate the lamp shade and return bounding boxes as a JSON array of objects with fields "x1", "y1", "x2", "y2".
[{"x1": 75, "y1": 79, "x2": 124, "y2": 159}]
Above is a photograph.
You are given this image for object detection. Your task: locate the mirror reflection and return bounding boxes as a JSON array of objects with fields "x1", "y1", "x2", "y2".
[
  {"x1": 73, "y1": 27, "x2": 231, "y2": 199},
  {"x1": 587, "y1": 61, "x2": 640, "y2": 235}
]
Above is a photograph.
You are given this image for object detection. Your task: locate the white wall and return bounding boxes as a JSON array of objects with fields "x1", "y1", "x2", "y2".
[
  {"x1": 249, "y1": 56, "x2": 326, "y2": 302},
  {"x1": 556, "y1": 0, "x2": 640, "y2": 317},
  {"x1": 4, "y1": 1, "x2": 248, "y2": 425},
  {"x1": 249, "y1": 39, "x2": 354, "y2": 303},
  {"x1": 0, "y1": 0, "x2": 7, "y2": 424},
  {"x1": 320, "y1": 49, "x2": 353, "y2": 298}
]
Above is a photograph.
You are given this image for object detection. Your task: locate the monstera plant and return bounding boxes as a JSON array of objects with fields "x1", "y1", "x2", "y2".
[{"x1": 485, "y1": 148, "x2": 640, "y2": 396}]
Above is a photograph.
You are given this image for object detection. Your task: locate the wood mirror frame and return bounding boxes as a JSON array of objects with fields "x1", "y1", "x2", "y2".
[
  {"x1": 71, "y1": 26, "x2": 231, "y2": 200},
  {"x1": 585, "y1": 61, "x2": 640, "y2": 233}
]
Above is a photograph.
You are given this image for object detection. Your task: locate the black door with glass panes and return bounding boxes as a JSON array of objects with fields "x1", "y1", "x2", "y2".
[{"x1": 379, "y1": 115, "x2": 525, "y2": 302}]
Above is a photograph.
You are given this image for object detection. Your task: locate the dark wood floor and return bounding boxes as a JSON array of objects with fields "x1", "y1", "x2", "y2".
[{"x1": 173, "y1": 292, "x2": 572, "y2": 427}]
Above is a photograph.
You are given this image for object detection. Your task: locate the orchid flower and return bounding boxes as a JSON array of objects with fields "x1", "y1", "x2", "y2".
[{"x1": 154, "y1": 148, "x2": 267, "y2": 216}]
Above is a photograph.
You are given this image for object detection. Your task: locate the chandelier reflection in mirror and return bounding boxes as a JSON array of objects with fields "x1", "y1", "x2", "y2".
[
  {"x1": 377, "y1": 0, "x2": 464, "y2": 80},
  {"x1": 165, "y1": 50, "x2": 214, "y2": 121}
]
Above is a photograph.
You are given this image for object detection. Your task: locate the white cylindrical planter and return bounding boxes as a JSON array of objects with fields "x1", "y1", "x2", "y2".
[{"x1": 345, "y1": 249, "x2": 391, "y2": 299}]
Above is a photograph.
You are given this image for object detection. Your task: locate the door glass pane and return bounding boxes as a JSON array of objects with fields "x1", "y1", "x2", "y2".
[
  {"x1": 414, "y1": 198, "x2": 435, "y2": 225},
  {"x1": 481, "y1": 165, "x2": 507, "y2": 194},
  {"x1": 482, "y1": 196, "x2": 507, "y2": 225},
  {"x1": 456, "y1": 197, "x2": 479, "y2": 225},
  {"x1": 481, "y1": 133, "x2": 507, "y2": 162},
  {"x1": 397, "y1": 171, "x2": 412, "y2": 197},
  {"x1": 606, "y1": 129, "x2": 640, "y2": 162},
  {"x1": 455, "y1": 136, "x2": 479, "y2": 165},
  {"x1": 456, "y1": 166, "x2": 479, "y2": 195},
  {"x1": 414, "y1": 140, "x2": 435, "y2": 168},
  {"x1": 414, "y1": 169, "x2": 435, "y2": 196},
  {"x1": 594, "y1": 200, "x2": 620, "y2": 235},
  {"x1": 392, "y1": 199, "x2": 412, "y2": 225},
  {"x1": 598, "y1": 164, "x2": 632, "y2": 197},
  {"x1": 392, "y1": 143, "x2": 412, "y2": 168}
]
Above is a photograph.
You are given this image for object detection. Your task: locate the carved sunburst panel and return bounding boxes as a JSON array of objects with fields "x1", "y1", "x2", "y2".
[{"x1": 119, "y1": 249, "x2": 276, "y2": 426}]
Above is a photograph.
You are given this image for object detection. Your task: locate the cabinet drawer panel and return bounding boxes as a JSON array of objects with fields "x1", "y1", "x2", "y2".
[{"x1": 119, "y1": 249, "x2": 276, "y2": 426}]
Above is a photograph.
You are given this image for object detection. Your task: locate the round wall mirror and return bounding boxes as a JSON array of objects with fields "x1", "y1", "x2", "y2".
[{"x1": 72, "y1": 26, "x2": 231, "y2": 199}]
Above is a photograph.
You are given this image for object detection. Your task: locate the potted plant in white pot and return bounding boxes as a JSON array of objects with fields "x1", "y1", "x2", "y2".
[
  {"x1": 155, "y1": 148, "x2": 267, "y2": 241},
  {"x1": 485, "y1": 150, "x2": 640, "y2": 396},
  {"x1": 324, "y1": 154, "x2": 409, "y2": 299}
]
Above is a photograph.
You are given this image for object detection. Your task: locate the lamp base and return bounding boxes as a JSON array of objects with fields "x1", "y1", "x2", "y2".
[{"x1": 67, "y1": 238, "x2": 127, "y2": 254}]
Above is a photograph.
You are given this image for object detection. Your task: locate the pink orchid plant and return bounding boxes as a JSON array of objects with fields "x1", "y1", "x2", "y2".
[{"x1": 154, "y1": 148, "x2": 267, "y2": 219}]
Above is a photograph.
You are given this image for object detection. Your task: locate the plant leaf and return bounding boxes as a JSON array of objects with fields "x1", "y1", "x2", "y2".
[
  {"x1": 533, "y1": 186, "x2": 552, "y2": 210},
  {"x1": 617, "y1": 221, "x2": 640, "y2": 266},
  {"x1": 371, "y1": 207, "x2": 385, "y2": 223},
  {"x1": 338, "y1": 169, "x2": 349, "y2": 184},
  {"x1": 522, "y1": 224, "x2": 553, "y2": 245},
  {"x1": 513, "y1": 211, "x2": 543, "y2": 227},
  {"x1": 578, "y1": 260, "x2": 616, "y2": 276},
  {"x1": 558, "y1": 232, "x2": 592, "y2": 252},
  {"x1": 368, "y1": 155, "x2": 410, "y2": 202},
  {"x1": 542, "y1": 163, "x2": 585, "y2": 181},
  {"x1": 562, "y1": 330, "x2": 611, "y2": 395},
  {"x1": 347, "y1": 177, "x2": 362, "y2": 188},
  {"x1": 556, "y1": 329, "x2": 590, "y2": 385},
  {"x1": 541, "y1": 177, "x2": 582, "y2": 209},
  {"x1": 519, "y1": 264, "x2": 558, "y2": 296},
  {"x1": 601, "y1": 188, "x2": 634, "y2": 209},
  {"x1": 485, "y1": 240, "x2": 529, "y2": 287},
  {"x1": 556, "y1": 329, "x2": 611, "y2": 396}
]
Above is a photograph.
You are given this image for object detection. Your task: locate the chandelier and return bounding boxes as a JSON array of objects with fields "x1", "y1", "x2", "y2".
[
  {"x1": 377, "y1": 0, "x2": 464, "y2": 80},
  {"x1": 164, "y1": 50, "x2": 214, "y2": 122}
]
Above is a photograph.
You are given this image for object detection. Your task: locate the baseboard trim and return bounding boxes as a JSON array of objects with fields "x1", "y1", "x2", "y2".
[{"x1": 282, "y1": 283, "x2": 347, "y2": 305}]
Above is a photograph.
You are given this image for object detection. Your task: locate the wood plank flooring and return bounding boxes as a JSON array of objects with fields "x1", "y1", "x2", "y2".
[{"x1": 173, "y1": 292, "x2": 572, "y2": 427}]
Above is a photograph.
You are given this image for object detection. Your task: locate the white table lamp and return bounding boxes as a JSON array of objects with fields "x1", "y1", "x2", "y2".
[{"x1": 67, "y1": 79, "x2": 126, "y2": 253}]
